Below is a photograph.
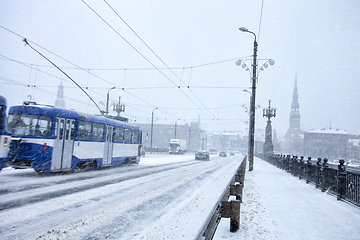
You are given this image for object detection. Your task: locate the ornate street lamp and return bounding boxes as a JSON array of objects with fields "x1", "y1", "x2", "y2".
[{"x1": 263, "y1": 100, "x2": 276, "y2": 156}]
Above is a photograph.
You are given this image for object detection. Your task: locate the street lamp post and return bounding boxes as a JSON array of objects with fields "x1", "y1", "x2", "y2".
[
  {"x1": 106, "y1": 87, "x2": 116, "y2": 115},
  {"x1": 150, "y1": 107, "x2": 158, "y2": 153},
  {"x1": 238, "y1": 27, "x2": 275, "y2": 171},
  {"x1": 174, "y1": 119, "x2": 181, "y2": 138},
  {"x1": 239, "y1": 27, "x2": 257, "y2": 171}
]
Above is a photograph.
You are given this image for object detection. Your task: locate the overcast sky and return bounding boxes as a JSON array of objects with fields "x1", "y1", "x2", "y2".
[{"x1": 1, "y1": 0, "x2": 359, "y2": 138}]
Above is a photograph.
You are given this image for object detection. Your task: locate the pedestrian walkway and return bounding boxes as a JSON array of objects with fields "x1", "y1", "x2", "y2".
[{"x1": 214, "y1": 157, "x2": 360, "y2": 240}]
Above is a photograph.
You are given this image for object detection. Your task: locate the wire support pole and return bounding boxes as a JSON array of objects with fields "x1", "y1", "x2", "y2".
[{"x1": 247, "y1": 31, "x2": 257, "y2": 172}]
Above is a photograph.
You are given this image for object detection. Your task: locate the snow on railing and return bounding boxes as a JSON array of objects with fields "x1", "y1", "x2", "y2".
[{"x1": 196, "y1": 156, "x2": 247, "y2": 240}]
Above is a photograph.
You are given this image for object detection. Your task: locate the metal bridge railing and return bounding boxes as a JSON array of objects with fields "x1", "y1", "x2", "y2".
[
  {"x1": 265, "y1": 154, "x2": 360, "y2": 207},
  {"x1": 196, "y1": 156, "x2": 247, "y2": 240}
]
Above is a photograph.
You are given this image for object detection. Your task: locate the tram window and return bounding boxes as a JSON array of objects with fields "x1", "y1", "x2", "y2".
[
  {"x1": 132, "y1": 130, "x2": 139, "y2": 143},
  {"x1": 93, "y1": 123, "x2": 104, "y2": 141},
  {"x1": 66, "y1": 120, "x2": 70, "y2": 140},
  {"x1": 70, "y1": 121, "x2": 75, "y2": 140},
  {"x1": 124, "y1": 128, "x2": 132, "y2": 143},
  {"x1": 115, "y1": 127, "x2": 124, "y2": 142},
  {"x1": 8, "y1": 114, "x2": 38, "y2": 136},
  {"x1": 59, "y1": 119, "x2": 64, "y2": 140},
  {"x1": 55, "y1": 119, "x2": 58, "y2": 139},
  {"x1": 38, "y1": 115, "x2": 52, "y2": 137},
  {"x1": 78, "y1": 121, "x2": 91, "y2": 140}
]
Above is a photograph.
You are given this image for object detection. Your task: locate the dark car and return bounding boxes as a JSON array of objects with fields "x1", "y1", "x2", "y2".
[
  {"x1": 195, "y1": 150, "x2": 210, "y2": 161},
  {"x1": 219, "y1": 151, "x2": 227, "y2": 157}
]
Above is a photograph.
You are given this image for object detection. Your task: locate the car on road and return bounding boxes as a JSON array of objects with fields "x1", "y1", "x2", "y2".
[
  {"x1": 209, "y1": 148, "x2": 217, "y2": 154},
  {"x1": 219, "y1": 151, "x2": 227, "y2": 157},
  {"x1": 195, "y1": 150, "x2": 210, "y2": 161}
]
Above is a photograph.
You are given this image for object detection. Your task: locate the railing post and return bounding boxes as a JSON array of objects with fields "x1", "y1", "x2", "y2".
[
  {"x1": 299, "y1": 156, "x2": 304, "y2": 180},
  {"x1": 306, "y1": 157, "x2": 312, "y2": 184},
  {"x1": 286, "y1": 155, "x2": 291, "y2": 173},
  {"x1": 337, "y1": 159, "x2": 346, "y2": 200},
  {"x1": 221, "y1": 200, "x2": 240, "y2": 232},
  {"x1": 321, "y1": 158, "x2": 329, "y2": 192},
  {"x1": 293, "y1": 156, "x2": 298, "y2": 177},
  {"x1": 291, "y1": 156, "x2": 295, "y2": 176},
  {"x1": 279, "y1": 155, "x2": 282, "y2": 169},
  {"x1": 316, "y1": 158, "x2": 322, "y2": 188}
]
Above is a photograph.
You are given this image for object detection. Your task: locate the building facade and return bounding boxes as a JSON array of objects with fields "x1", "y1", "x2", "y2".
[{"x1": 303, "y1": 129, "x2": 354, "y2": 161}]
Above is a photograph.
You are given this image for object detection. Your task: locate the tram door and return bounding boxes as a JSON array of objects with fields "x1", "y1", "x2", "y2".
[
  {"x1": 103, "y1": 125, "x2": 114, "y2": 166},
  {"x1": 52, "y1": 118, "x2": 75, "y2": 171}
]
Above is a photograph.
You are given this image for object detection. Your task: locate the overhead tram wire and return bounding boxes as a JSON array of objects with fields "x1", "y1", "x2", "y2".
[
  {"x1": 99, "y1": 1, "x2": 228, "y2": 131},
  {"x1": 1, "y1": 27, "x2": 183, "y2": 121},
  {"x1": 0, "y1": 76, "x2": 95, "y2": 107},
  {"x1": 0, "y1": 54, "x2": 247, "y2": 72},
  {"x1": 1, "y1": 52, "x2": 176, "y2": 121},
  {"x1": 2, "y1": 26, "x2": 240, "y2": 130},
  {"x1": 1, "y1": 26, "x2": 168, "y2": 118},
  {"x1": 81, "y1": 1, "x2": 207, "y2": 120},
  {"x1": 0, "y1": 26, "x2": 119, "y2": 94},
  {"x1": 81, "y1": 0, "x2": 177, "y2": 87},
  {"x1": 0, "y1": 54, "x2": 75, "y2": 87},
  {"x1": 23, "y1": 38, "x2": 104, "y2": 114},
  {"x1": 104, "y1": 0, "x2": 227, "y2": 130},
  {"x1": 258, "y1": 0, "x2": 265, "y2": 43},
  {"x1": 83, "y1": 1, "x2": 226, "y2": 131}
]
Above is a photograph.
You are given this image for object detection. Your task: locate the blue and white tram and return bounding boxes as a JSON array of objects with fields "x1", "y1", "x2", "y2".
[
  {"x1": 0, "y1": 95, "x2": 10, "y2": 171},
  {"x1": 8, "y1": 102, "x2": 142, "y2": 172}
]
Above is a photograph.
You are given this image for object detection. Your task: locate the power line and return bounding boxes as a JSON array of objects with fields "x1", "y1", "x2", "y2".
[
  {"x1": 1, "y1": 25, "x2": 244, "y2": 131},
  {"x1": 0, "y1": 54, "x2": 247, "y2": 71},
  {"x1": 83, "y1": 1, "x2": 226, "y2": 131},
  {"x1": 258, "y1": 0, "x2": 265, "y2": 43},
  {"x1": 100, "y1": 1, "x2": 230, "y2": 131}
]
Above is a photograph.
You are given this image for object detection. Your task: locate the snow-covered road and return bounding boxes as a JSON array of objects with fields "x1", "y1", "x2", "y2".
[{"x1": 0, "y1": 153, "x2": 243, "y2": 239}]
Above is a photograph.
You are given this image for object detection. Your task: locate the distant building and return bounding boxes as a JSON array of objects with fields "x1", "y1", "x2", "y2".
[
  {"x1": 283, "y1": 76, "x2": 304, "y2": 154},
  {"x1": 208, "y1": 132, "x2": 244, "y2": 152},
  {"x1": 54, "y1": 82, "x2": 66, "y2": 109},
  {"x1": 348, "y1": 138, "x2": 360, "y2": 164},
  {"x1": 304, "y1": 129, "x2": 353, "y2": 161},
  {"x1": 135, "y1": 117, "x2": 205, "y2": 151}
]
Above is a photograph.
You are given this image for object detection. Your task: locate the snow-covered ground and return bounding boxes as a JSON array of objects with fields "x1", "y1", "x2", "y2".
[
  {"x1": 214, "y1": 158, "x2": 360, "y2": 240},
  {"x1": 1, "y1": 154, "x2": 359, "y2": 240},
  {"x1": 0, "y1": 153, "x2": 243, "y2": 239}
]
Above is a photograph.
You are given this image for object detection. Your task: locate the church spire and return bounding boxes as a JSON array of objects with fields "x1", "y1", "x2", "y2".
[
  {"x1": 55, "y1": 81, "x2": 66, "y2": 109},
  {"x1": 289, "y1": 75, "x2": 300, "y2": 129}
]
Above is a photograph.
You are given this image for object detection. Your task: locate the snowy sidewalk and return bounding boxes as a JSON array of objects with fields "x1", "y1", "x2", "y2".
[{"x1": 214, "y1": 157, "x2": 360, "y2": 240}]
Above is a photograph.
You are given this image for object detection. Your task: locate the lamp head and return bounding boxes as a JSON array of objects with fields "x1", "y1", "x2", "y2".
[
  {"x1": 269, "y1": 59, "x2": 275, "y2": 65},
  {"x1": 239, "y1": 27, "x2": 248, "y2": 32}
]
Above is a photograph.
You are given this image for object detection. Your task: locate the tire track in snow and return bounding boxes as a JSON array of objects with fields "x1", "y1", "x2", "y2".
[
  {"x1": 0, "y1": 160, "x2": 201, "y2": 211},
  {"x1": 32, "y1": 157, "x2": 241, "y2": 240}
]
